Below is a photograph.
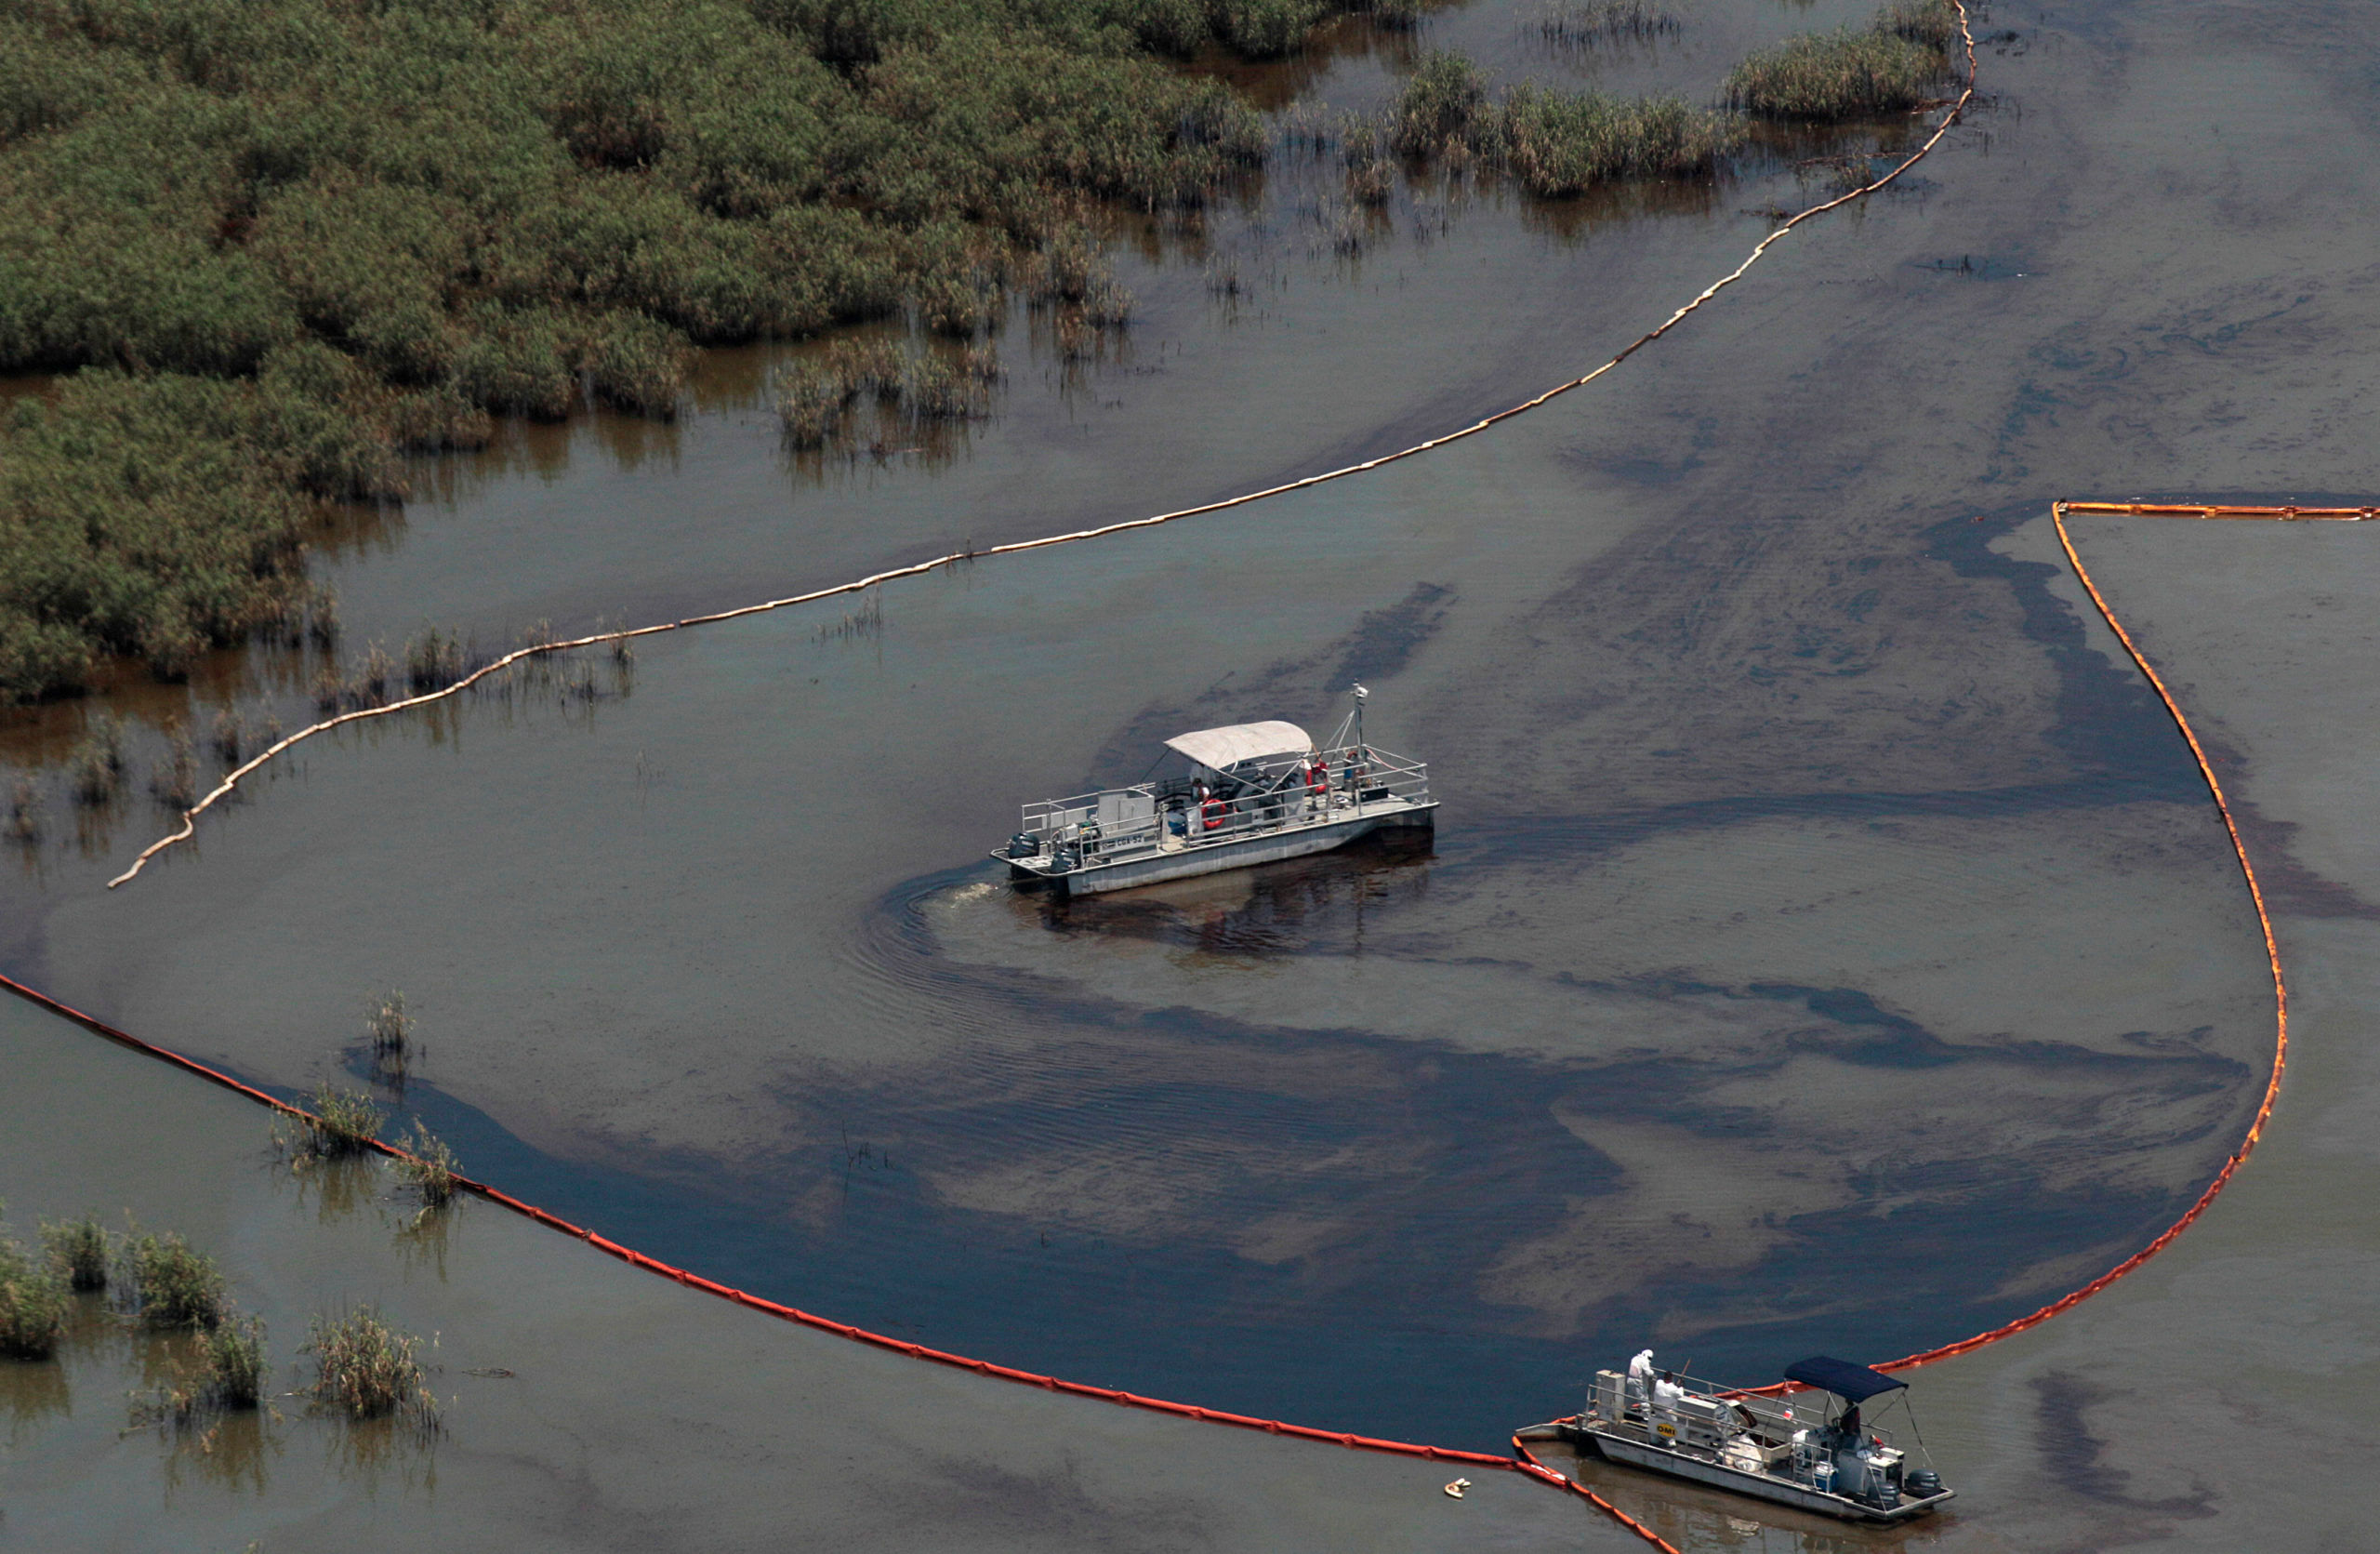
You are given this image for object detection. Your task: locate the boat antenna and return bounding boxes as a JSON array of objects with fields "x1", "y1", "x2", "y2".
[{"x1": 1352, "y1": 682, "x2": 1368, "y2": 752}]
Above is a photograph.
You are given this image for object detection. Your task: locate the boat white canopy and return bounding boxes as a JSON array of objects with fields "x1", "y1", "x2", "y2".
[{"x1": 1163, "y1": 721, "x2": 1313, "y2": 771}]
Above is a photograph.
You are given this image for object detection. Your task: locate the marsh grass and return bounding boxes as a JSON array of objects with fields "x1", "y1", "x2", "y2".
[
  {"x1": 0, "y1": 0, "x2": 1326, "y2": 702},
  {"x1": 41, "y1": 1215, "x2": 109, "y2": 1291},
  {"x1": 774, "y1": 340, "x2": 1004, "y2": 452},
  {"x1": 403, "y1": 631, "x2": 467, "y2": 694},
  {"x1": 148, "y1": 721, "x2": 198, "y2": 811},
  {"x1": 1390, "y1": 51, "x2": 1739, "y2": 193},
  {"x1": 0, "y1": 1230, "x2": 70, "y2": 1358},
  {"x1": 305, "y1": 1307, "x2": 439, "y2": 1431},
  {"x1": 278, "y1": 1085, "x2": 386, "y2": 1164},
  {"x1": 366, "y1": 991, "x2": 412, "y2": 1057},
  {"x1": 127, "y1": 1314, "x2": 269, "y2": 1430},
  {"x1": 1723, "y1": 8, "x2": 1955, "y2": 121},
  {"x1": 393, "y1": 1123, "x2": 462, "y2": 1212},
  {"x1": 1878, "y1": 0, "x2": 1963, "y2": 50},
  {"x1": 120, "y1": 1230, "x2": 228, "y2": 1332}
]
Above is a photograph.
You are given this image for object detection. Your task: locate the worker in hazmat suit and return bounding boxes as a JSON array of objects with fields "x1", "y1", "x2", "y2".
[{"x1": 1627, "y1": 1348, "x2": 1656, "y2": 1416}]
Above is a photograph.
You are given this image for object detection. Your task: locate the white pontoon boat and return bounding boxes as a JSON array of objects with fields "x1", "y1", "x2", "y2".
[
  {"x1": 1517, "y1": 1354, "x2": 1953, "y2": 1524},
  {"x1": 994, "y1": 686, "x2": 1435, "y2": 897}
]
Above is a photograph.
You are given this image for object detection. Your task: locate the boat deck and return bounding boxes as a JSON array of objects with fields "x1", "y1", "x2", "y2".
[{"x1": 997, "y1": 743, "x2": 1434, "y2": 896}]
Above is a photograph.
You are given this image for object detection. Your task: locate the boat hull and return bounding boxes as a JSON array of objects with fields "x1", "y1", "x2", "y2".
[
  {"x1": 1000, "y1": 801, "x2": 1435, "y2": 896},
  {"x1": 1564, "y1": 1422, "x2": 1954, "y2": 1525}
]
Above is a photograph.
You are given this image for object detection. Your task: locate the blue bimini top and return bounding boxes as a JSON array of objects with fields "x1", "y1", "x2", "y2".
[{"x1": 1782, "y1": 1356, "x2": 1908, "y2": 1402}]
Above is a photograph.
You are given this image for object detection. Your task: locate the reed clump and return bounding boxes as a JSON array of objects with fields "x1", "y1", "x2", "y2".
[
  {"x1": 367, "y1": 991, "x2": 413, "y2": 1058},
  {"x1": 280, "y1": 1084, "x2": 386, "y2": 1163},
  {"x1": 126, "y1": 1311, "x2": 270, "y2": 1433},
  {"x1": 41, "y1": 1214, "x2": 110, "y2": 1291},
  {"x1": 1878, "y1": 0, "x2": 1963, "y2": 51},
  {"x1": 403, "y1": 631, "x2": 468, "y2": 694},
  {"x1": 120, "y1": 1230, "x2": 229, "y2": 1332},
  {"x1": 774, "y1": 340, "x2": 1002, "y2": 451},
  {"x1": 1389, "y1": 51, "x2": 1739, "y2": 193},
  {"x1": 394, "y1": 1122, "x2": 462, "y2": 1211},
  {"x1": 1723, "y1": 4, "x2": 1957, "y2": 121},
  {"x1": 305, "y1": 1307, "x2": 439, "y2": 1428},
  {"x1": 0, "y1": 1226, "x2": 70, "y2": 1359}
]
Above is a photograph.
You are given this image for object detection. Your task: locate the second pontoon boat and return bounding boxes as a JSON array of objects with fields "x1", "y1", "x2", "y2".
[{"x1": 1517, "y1": 1353, "x2": 1953, "y2": 1524}]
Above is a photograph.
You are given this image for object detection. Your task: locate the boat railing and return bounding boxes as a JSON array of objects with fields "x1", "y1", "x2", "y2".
[
  {"x1": 1590, "y1": 1370, "x2": 1895, "y2": 1458},
  {"x1": 1018, "y1": 745, "x2": 1430, "y2": 861}
]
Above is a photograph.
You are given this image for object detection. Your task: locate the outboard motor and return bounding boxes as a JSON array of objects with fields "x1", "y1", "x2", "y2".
[
  {"x1": 1906, "y1": 1468, "x2": 1942, "y2": 1497},
  {"x1": 1008, "y1": 832, "x2": 1039, "y2": 859}
]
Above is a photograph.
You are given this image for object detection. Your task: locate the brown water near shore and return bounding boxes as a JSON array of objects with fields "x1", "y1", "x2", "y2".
[{"x1": 9, "y1": 0, "x2": 2380, "y2": 1543}]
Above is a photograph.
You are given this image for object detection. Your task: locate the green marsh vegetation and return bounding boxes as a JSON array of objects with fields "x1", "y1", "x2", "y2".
[
  {"x1": 1386, "y1": 48, "x2": 1741, "y2": 193},
  {"x1": 1, "y1": 0, "x2": 1358, "y2": 705},
  {"x1": 276, "y1": 1082, "x2": 386, "y2": 1164},
  {"x1": 121, "y1": 1228, "x2": 231, "y2": 1330},
  {"x1": 0, "y1": 1213, "x2": 71, "y2": 1358},
  {"x1": 393, "y1": 1122, "x2": 462, "y2": 1213},
  {"x1": 1724, "y1": 0, "x2": 1962, "y2": 121},
  {"x1": 1385, "y1": 0, "x2": 1961, "y2": 198},
  {"x1": 42, "y1": 1212, "x2": 111, "y2": 1290}
]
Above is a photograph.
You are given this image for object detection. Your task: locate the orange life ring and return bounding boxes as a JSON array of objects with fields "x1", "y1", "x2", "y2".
[{"x1": 1200, "y1": 797, "x2": 1226, "y2": 831}]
